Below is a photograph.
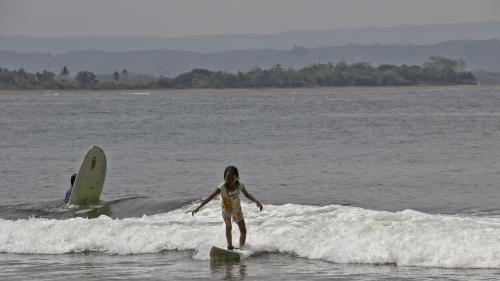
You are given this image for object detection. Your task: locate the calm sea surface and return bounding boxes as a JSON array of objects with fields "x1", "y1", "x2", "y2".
[{"x1": 1, "y1": 86, "x2": 500, "y2": 280}]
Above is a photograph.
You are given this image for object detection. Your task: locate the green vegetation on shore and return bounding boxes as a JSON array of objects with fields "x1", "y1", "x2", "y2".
[
  {"x1": 473, "y1": 71, "x2": 500, "y2": 85},
  {"x1": 0, "y1": 56, "x2": 476, "y2": 90}
]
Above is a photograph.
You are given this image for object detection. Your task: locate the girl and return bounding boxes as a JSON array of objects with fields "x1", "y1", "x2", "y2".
[{"x1": 192, "y1": 165, "x2": 263, "y2": 250}]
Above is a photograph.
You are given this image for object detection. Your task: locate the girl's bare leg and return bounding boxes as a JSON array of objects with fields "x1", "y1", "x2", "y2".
[
  {"x1": 237, "y1": 219, "x2": 247, "y2": 248},
  {"x1": 225, "y1": 219, "x2": 233, "y2": 249}
]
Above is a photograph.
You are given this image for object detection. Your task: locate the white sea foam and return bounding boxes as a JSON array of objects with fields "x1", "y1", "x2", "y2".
[{"x1": 2, "y1": 202, "x2": 500, "y2": 268}]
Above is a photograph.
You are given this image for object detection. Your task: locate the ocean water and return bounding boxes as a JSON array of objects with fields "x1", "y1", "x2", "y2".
[{"x1": 2, "y1": 86, "x2": 500, "y2": 280}]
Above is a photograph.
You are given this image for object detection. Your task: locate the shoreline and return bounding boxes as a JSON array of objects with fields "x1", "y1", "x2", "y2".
[{"x1": 0, "y1": 84, "x2": 493, "y2": 95}]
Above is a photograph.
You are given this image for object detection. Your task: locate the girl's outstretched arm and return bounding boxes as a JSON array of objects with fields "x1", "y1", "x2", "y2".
[
  {"x1": 192, "y1": 189, "x2": 221, "y2": 216},
  {"x1": 242, "y1": 186, "x2": 263, "y2": 211}
]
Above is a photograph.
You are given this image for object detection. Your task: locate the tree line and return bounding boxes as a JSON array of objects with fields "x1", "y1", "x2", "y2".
[{"x1": 0, "y1": 56, "x2": 476, "y2": 90}]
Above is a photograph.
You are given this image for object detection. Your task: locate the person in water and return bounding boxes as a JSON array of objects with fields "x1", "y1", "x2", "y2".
[
  {"x1": 192, "y1": 165, "x2": 263, "y2": 250},
  {"x1": 64, "y1": 173, "x2": 77, "y2": 203}
]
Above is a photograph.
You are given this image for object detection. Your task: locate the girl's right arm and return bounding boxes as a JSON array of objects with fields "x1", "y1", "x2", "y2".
[{"x1": 192, "y1": 188, "x2": 221, "y2": 216}]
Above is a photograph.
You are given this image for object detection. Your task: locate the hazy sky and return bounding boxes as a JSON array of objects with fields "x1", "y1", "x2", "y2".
[{"x1": 1, "y1": 0, "x2": 500, "y2": 37}]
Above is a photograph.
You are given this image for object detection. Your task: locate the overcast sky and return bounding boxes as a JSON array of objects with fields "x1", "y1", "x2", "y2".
[{"x1": 1, "y1": 0, "x2": 500, "y2": 37}]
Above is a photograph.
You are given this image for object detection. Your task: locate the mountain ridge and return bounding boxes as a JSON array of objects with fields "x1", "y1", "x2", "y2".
[
  {"x1": 1, "y1": 21, "x2": 500, "y2": 54},
  {"x1": 1, "y1": 39, "x2": 499, "y2": 76}
]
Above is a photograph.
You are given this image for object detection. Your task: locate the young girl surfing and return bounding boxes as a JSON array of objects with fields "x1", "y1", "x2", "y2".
[{"x1": 192, "y1": 165, "x2": 263, "y2": 250}]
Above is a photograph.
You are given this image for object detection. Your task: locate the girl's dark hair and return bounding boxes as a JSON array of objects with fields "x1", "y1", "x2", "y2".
[
  {"x1": 70, "y1": 173, "x2": 77, "y2": 186},
  {"x1": 224, "y1": 165, "x2": 239, "y2": 181}
]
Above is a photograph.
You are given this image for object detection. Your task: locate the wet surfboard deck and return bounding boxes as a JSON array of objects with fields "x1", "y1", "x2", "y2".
[
  {"x1": 209, "y1": 246, "x2": 242, "y2": 262},
  {"x1": 68, "y1": 146, "x2": 107, "y2": 205}
]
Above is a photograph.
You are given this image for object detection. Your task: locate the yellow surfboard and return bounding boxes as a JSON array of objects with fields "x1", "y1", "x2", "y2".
[
  {"x1": 210, "y1": 246, "x2": 242, "y2": 262},
  {"x1": 69, "y1": 146, "x2": 107, "y2": 205}
]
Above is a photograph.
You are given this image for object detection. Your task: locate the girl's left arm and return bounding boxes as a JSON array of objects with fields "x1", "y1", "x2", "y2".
[{"x1": 242, "y1": 185, "x2": 263, "y2": 211}]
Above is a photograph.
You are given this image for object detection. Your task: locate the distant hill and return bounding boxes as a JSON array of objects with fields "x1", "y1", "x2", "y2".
[
  {"x1": 1, "y1": 22, "x2": 500, "y2": 53},
  {"x1": 1, "y1": 39, "x2": 499, "y2": 76}
]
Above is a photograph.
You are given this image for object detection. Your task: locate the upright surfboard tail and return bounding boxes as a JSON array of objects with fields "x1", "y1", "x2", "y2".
[{"x1": 69, "y1": 146, "x2": 107, "y2": 205}]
